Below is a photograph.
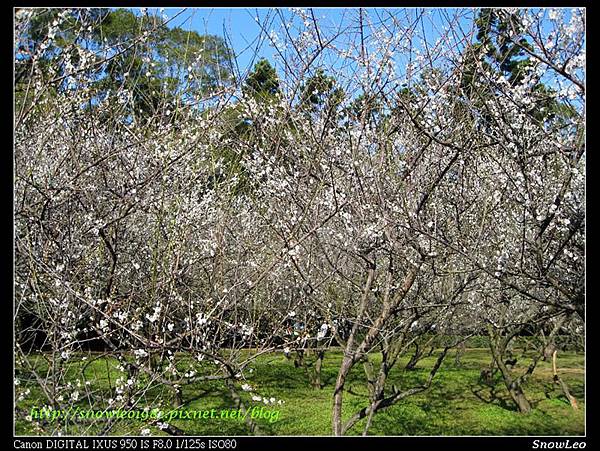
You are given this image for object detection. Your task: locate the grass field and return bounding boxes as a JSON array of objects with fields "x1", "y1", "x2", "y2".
[{"x1": 14, "y1": 348, "x2": 584, "y2": 436}]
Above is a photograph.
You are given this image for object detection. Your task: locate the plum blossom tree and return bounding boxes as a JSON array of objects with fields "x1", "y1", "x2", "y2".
[{"x1": 14, "y1": 7, "x2": 584, "y2": 436}]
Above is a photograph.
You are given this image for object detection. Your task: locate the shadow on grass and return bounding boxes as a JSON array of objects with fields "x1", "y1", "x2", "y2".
[
  {"x1": 16, "y1": 350, "x2": 584, "y2": 436},
  {"x1": 470, "y1": 382, "x2": 517, "y2": 411}
]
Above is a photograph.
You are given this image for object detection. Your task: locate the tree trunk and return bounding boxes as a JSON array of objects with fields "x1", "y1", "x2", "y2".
[
  {"x1": 487, "y1": 327, "x2": 532, "y2": 413},
  {"x1": 454, "y1": 341, "x2": 466, "y2": 367},
  {"x1": 508, "y1": 382, "x2": 532, "y2": 413},
  {"x1": 543, "y1": 342, "x2": 557, "y2": 361},
  {"x1": 405, "y1": 342, "x2": 422, "y2": 370},
  {"x1": 552, "y1": 350, "x2": 578, "y2": 410},
  {"x1": 362, "y1": 355, "x2": 376, "y2": 396},
  {"x1": 294, "y1": 349, "x2": 305, "y2": 368},
  {"x1": 311, "y1": 350, "x2": 325, "y2": 389},
  {"x1": 332, "y1": 354, "x2": 353, "y2": 435}
]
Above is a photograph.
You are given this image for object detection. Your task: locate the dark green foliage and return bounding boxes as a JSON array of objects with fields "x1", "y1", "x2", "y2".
[
  {"x1": 299, "y1": 68, "x2": 344, "y2": 113},
  {"x1": 458, "y1": 8, "x2": 577, "y2": 130},
  {"x1": 346, "y1": 93, "x2": 383, "y2": 125},
  {"x1": 16, "y1": 8, "x2": 234, "y2": 121},
  {"x1": 474, "y1": 8, "x2": 534, "y2": 85},
  {"x1": 243, "y1": 58, "x2": 281, "y2": 99},
  {"x1": 202, "y1": 59, "x2": 283, "y2": 196}
]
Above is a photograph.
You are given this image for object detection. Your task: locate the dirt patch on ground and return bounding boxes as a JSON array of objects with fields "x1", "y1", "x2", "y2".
[{"x1": 535, "y1": 367, "x2": 585, "y2": 377}]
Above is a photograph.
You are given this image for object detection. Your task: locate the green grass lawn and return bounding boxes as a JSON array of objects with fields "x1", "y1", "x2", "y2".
[{"x1": 14, "y1": 348, "x2": 584, "y2": 436}]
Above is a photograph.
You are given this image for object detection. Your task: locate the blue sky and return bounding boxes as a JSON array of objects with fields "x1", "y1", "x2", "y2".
[
  {"x1": 129, "y1": 7, "x2": 583, "y2": 100},
  {"x1": 158, "y1": 8, "x2": 281, "y2": 74},
  {"x1": 144, "y1": 8, "x2": 478, "y2": 78},
  {"x1": 153, "y1": 8, "x2": 376, "y2": 76}
]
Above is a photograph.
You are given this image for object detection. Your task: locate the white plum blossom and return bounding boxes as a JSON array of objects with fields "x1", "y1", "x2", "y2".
[{"x1": 134, "y1": 349, "x2": 149, "y2": 359}]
